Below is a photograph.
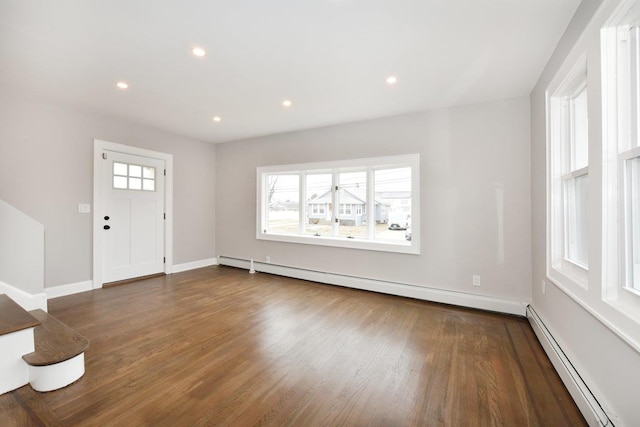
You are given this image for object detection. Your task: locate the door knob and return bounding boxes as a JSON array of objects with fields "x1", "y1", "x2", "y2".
[{"x1": 104, "y1": 225, "x2": 111, "y2": 230}]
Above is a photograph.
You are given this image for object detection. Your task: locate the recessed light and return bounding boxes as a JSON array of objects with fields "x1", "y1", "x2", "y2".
[
  {"x1": 282, "y1": 100, "x2": 292, "y2": 107},
  {"x1": 116, "y1": 81, "x2": 129, "y2": 89},
  {"x1": 386, "y1": 75, "x2": 397, "y2": 85},
  {"x1": 213, "y1": 116, "x2": 221, "y2": 122},
  {"x1": 192, "y1": 47, "x2": 206, "y2": 57}
]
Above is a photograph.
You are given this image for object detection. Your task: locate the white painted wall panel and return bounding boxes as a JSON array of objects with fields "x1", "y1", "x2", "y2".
[{"x1": 215, "y1": 97, "x2": 532, "y2": 302}]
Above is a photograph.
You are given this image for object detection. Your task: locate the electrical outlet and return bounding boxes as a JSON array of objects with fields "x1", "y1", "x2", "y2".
[
  {"x1": 472, "y1": 275, "x2": 481, "y2": 286},
  {"x1": 541, "y1": 280, "x2": 546, "y2": 295},
  {"x1": 265, "y1": 256, "x2": 271, "y2": 264}
]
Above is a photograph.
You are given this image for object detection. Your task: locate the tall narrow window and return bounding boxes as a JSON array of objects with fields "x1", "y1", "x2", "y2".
[
  {"x1": 601, "y1": 0, "x2": 640, "y2": 321},
  {"x1": 617, "y1": 24, "x2": 640, "y2": 293},
  {"x1": 548, "y1": 57, "x2": 589, "y2": 290}
]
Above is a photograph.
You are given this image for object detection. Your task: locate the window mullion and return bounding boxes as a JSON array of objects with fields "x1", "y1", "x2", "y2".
[
  {"x1": 261, "y1": 174, "x2": 268, "y2": 234},
  {"x1": 561, "y1": 99, "x2": 571, "y2": 174},
  {"x1": 367, "y1": 168, "x2": 375, "y2": 240},
  {"x1": 332, "y1": 170, "x2": 339, "y2": 237},
  {"x1": 619, "y1": 145, "x2": 640, "y2": 160},
  {"x1": 299, "y1": 173, "x2": 306, "y2": 235},
  {"x1": 566, "y1": 166, "x2": 589, "y2": 179},
  {"x1": 562, "y1": 176, "x2": 571, "y2": 261}
]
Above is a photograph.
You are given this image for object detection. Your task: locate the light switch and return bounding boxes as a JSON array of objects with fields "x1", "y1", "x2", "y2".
[{"x1": 78, "y1": 203, "x2": 91, "y2": 213}]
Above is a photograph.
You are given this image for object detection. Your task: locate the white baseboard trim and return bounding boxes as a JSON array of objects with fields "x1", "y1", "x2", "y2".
[
  {"x1": 527, "y1": 306, "x2": 612, "y2": 427},
  {"x1": 218, "y1": 256, "x2": 527, "y2": 316},
  {"x1": 0, "y1": 280, "x2": 47, "y2": 312},
  {"x1": 44, "y1": 259, "x2": 220, "y2": 299},
  {"x1": 172, "y1": 257, "x2": 219, "y2": 274},
  {"x1": 45, "y1": 280, "x2": 93, "y2": 300}
]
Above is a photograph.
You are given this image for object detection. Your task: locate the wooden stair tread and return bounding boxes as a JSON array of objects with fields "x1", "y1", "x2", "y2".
[
  {"x1": 0, "y1": 294, "x2": 40, "y2": 336},
  {"x1": 22, "y1": 309, "x2": 90, "y2": 366}
]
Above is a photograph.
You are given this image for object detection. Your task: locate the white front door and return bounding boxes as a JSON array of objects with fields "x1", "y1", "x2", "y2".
[{"x1": 101, "y1": 150, "x2": 165, "y2": 283}]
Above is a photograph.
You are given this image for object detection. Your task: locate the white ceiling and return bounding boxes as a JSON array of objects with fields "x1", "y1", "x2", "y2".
[{"x1": 0, "y1": 0, "x2": 581, "y2": 144}]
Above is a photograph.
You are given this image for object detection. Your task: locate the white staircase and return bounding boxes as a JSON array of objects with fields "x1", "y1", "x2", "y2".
[{"x1": 0, "y1": 294, "x2": 89, "y2": 394}]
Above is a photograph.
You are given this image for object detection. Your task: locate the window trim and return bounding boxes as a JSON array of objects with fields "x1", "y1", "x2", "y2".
[{"x1": 256, "y1": 154, "x2": 420, "y2": 255}]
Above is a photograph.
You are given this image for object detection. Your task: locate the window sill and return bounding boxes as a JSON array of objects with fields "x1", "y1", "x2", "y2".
[
  {"x1": 548, "y1": 262, "x2": 589, "y2": 293},
  {"x1": 604, "y1": 290, "x2": 640, "y2": 326},
  {"x1": 257, "y1": 232, "x2": 420, "y2": 255}
]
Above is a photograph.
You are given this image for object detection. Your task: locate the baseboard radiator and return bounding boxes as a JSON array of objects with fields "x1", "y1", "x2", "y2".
[
  {"x1": 217, "y1": 255, "x2": 527, "y2": 317},
  {"x1": 527, "y1": 306, "x2": 612, "y2": 426}
]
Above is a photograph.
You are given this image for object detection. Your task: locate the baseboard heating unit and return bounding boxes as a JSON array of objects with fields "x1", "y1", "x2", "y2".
[
  {"x1": 217, "y1": 256, "x2": 526, "y2": 317},
  {"x1": 527, "y1": 306, "x2": 612, "y2": 426}
]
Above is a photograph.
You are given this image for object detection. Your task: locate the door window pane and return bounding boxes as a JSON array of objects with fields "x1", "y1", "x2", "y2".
[
  {"x1": 143, "y1": 167, "x2": 155, "y2": 179},
  {"x1": 129, "y1": 177, "x2": 142, "y2": 190},
  {"x1": 306, "y1": 174, "x2": 332, "y2": 236},
  {"x1": 143, "y1": 179, "x2": 155, "y2": 191},
  {"x1": 113, "y1": 162, "x2": 128, "y2": 176},
  {"x1": 129, "y1": 164, "x2": 142, "y2": 178},
  {"x1": 266, "y1": 174, "x2": 299, "y2": 235},
  {"x1": 113, "y1": 176, "x2": 127, "y2": 189}
]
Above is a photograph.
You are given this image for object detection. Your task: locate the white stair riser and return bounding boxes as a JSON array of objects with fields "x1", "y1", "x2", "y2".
[
  {"x1": 0, "y1": 329, "x2": 35, "y2": 394},
  {"x1": 29, "y1": 353, "x2": 85, "y2": 392}
]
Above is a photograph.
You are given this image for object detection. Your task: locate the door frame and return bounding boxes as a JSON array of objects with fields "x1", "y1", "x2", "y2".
[{"x1": 92, "y1": 139, "x2": 174, "y2": 289}]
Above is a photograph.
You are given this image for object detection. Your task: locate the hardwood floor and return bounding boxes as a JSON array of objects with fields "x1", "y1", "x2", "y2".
[{"x1": 0, "y1": 266, "x2": 586, "y2": 426}]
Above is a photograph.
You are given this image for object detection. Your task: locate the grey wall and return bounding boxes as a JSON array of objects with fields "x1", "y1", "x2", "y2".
[
  {"x1": 216, "y1": 97, "x2": 531, "y2": 302},
  {"x1": 0, "y1": 90, "x2": 216, "y2": 287},
  {"x1": 531, "y1": 0, "x2": 640, "y2": 423}
]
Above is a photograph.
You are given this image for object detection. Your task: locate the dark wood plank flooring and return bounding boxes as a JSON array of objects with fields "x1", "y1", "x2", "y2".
[{"x1": 0, "y1": 266, "x2": 586, "y2": 426}]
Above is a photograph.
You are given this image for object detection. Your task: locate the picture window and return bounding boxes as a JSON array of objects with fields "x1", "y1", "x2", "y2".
[{"x1": 257, "y1": 154, "x2": 419, "y2": 254}]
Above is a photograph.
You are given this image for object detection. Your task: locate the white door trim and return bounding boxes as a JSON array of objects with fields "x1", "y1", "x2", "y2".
[{"x1": 93, "y1": 139, "x2": 173, "y2": 289}]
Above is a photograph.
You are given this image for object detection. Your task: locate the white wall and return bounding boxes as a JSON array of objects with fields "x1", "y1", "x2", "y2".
[
  {"x1": 0, "y1": 90, "x2": 217, "y2": 288},
  {"x1": 216, "y1": 97, "x2": 531, "y2": 303},
  {"x1": 0, "y1": 198, "x2": 44, "y2": 294},
  {"x1": 531, "y1": 0, "x2": 640, "y2": 423}
]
